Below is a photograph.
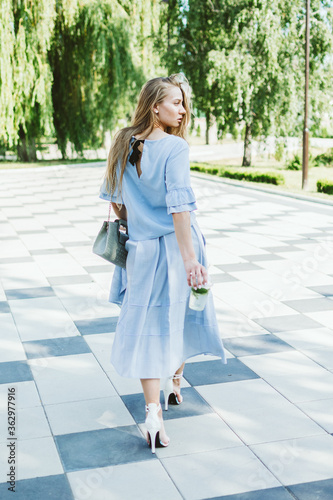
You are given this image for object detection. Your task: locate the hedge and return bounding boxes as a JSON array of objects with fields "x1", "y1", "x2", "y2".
[
  {"x1": 190, "y1": 163, "x2": 285, "y2": 186},
  {"x1": 317, "y1": 179, "x2": 333, "y2": 194}
]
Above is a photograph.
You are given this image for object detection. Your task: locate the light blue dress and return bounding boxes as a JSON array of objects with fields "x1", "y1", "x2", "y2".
[{"x1": 100, "y1": 134, "x2": 226, "y2": 378}]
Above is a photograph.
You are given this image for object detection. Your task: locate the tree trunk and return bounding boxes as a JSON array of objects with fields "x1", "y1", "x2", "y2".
[
  {"x1": 205, "y1": 109, "x2": 210, "y2": 145},
  {"x1": 17, "y1": 126, "x2": 37, "y2": 162},
  {"x1": 242, "y1": 123, "x2": 252, "y2": 166}
]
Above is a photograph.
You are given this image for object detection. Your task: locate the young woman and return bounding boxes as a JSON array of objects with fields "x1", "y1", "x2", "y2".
[{"x1": 99, "y1": 73, "x2": 226, "y2": 453}]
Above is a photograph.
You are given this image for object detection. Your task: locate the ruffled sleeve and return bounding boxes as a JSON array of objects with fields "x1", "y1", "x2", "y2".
[
  {"x1": 99, "y1": 176, "x2": 124, "y2": 204},
  {"x1": 165, "y1": 139, "x2": 197, "y2": 215}
]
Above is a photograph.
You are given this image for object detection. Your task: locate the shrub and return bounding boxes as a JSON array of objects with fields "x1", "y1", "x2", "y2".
[
  {"x1": 314, "y1": 149, "x2": 333, "y2": 167},
  {"x1": 317, "y1": 179, "x2": 333, "y2": 194},
  {"x1": 190, "y1": 163, "x2": 284, "y2": 185},
  {"x1": 286, "y1": 154, "x2": 302, "y2": 170}
]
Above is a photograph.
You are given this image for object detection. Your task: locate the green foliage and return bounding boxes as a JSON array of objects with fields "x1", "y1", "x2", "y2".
[
  {"x1": 275, "y1": 140, "x2": 286, "y2": 162},
  {"x1": 0, "y1": 0, "x2": 56, "y2": 159},
  {"x1": 190, "y1": 163, "x2": 285, "y2": 185},
  {"x1": 317, "y1": 178, "x2": 333, "y2": 194},
  {"x1": 49, "y1": 1, "x2": 143, "y2": 157},
  {"x1": 314, "y1": 148, "x2": 333, "y2": 167},
  {"x1": 286, "y1": 154, "x2": 302, "y2": 170}
]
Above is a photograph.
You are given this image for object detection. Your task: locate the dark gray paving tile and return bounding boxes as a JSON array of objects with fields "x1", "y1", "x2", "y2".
[
  {"x1": 23, "y1": 336, "x2": 91, "y2": 359},
  {"x1": 254, "y1": 314, "x2": 322, "y2": 333},
  {"x1": 208, "y1": 486, "x2": 294, "y2": 500},
  {"x1": 18, "y1": 229, "x2": 47, "y2": 234},
  {"x1": 0, "y1": 301, "x2": 10, "y2": 313},
  {"x1": 287, "y1": 477, "x2": 333, "y2": 500},
  {"x1": 263, "y1": 246, "x2": 300, "y2": 253},
  {"x1": 316, "y1": 226, "x2": 333, "y2": 232},
  {"x1": 0, "y1": 361, "x2": 33, "y2": 384},
  {"x1": 0, "y1": 256, "x2": 34, "y2": 264},
  {"x1": 210, "y1": 273, "x2": 238, "y2": 283},
  {"x1": 222, "y1": 334, "x2": 294, "y2": 357},
  {"x1": 205, "y1": 233, "x2": 228, "y2": 239},
  {"x1": 121, "y1": 387, "x2": 213, "y2": 424},
  {"x1": 234, "y1": 222, "x2": 264, "y2": 227},
  {"x1": 283, "y1": 297, "x2": 333, "y2": 313},
  {"x1": 0, "y1": 474, "x2": 74, "y2": 500},
  {"x1": 184, "y1": 359, "x2": 259, "y2": 386},
  {"x1": 47, "y1": 275, "x2": 93, "y2": 286},
  {"x1": 216, "y1": 263, "x2": 261, "y2": 272},
  {"x1": 281, "y1": 238, "x2": 318, "y2": 245},
  {"x1": 84, "y1": 265, "x2": 113, "y2": 274},
  {"x1": 6, "y1": 215, "x2": 34, "y2": 220},
  {"x1": 56, "y1": 425, "x2": 154, "y2": 471},
  {"x1": 75, "y1": 317, "x2": 119, "y2": 335},
  {"x1": 29, "y1": 248, "x2": 67, "y2": 255},
  {"x1": 242, "y1": 254, "x2": 284, "y2": 262},
  {"x1": 6, "y1": 286, "x2": 55, "y2": 300},
  {"x1": 300, "y1": 232, "x2": 325, "y2": 238},
  {"x1": 43, "y1": 224, "x2": 73, "y2": 228},
  {"x1": 0, "y1": 236, "x2": 20, "y2": 241},
  {"x1": 64, "y1": 240, "x2": 93, "y2": 247},
  {"x1": 308, "y1": 285, "x2": 333, "y2": 297}
]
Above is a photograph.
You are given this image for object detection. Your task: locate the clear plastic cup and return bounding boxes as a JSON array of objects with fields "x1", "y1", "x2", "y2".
[{"x1": 189, "y1": 281, "x2": 212, "y2": 311}]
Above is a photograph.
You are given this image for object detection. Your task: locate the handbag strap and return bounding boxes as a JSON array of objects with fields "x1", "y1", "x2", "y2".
[{"x1": 108, "y1": 201, "x2": 112, "y2": 223}]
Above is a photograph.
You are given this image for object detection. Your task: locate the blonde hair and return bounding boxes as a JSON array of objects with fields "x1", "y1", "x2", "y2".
[{"x1": 104, "y1": 73, "x2": 192, "y2": 202}]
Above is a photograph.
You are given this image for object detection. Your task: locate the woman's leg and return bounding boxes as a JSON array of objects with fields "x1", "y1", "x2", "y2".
[
  {"x1": 173, "y1": 362, "x2": 185, "y2": 402},
  {"x1": 140, "y1": 378, "x2": 169, "y2": 445}
]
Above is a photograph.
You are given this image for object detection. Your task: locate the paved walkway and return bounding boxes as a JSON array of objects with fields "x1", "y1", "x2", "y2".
[{"x1": 1, "y1": 165, "x2": 333, "y2": 500}]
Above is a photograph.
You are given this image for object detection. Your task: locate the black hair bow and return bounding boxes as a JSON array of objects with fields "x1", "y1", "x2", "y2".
[{"x1": 129, "y1": 139, "x2": 145, "y2": 166}]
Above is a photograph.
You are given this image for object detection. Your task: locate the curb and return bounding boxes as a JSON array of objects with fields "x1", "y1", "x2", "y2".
[{"x1": 191, "y1": 171, "x2": 333, "y2": 208}]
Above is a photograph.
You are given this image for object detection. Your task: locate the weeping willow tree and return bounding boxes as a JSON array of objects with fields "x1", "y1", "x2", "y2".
[
  {"x1": 49, "y1": 0, "x2": 165, "y2": 158},
  {"x1": 1, "y1": 0, "x2": 166, "y2": 161},
  {"x1": 0, "y1": 0, "x2": 56, "y2": 161}
]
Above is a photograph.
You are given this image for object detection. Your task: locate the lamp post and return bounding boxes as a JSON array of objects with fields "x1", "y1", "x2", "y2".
[{"x1": 302, "y1": 0, "x2": 310, "y2": 190}]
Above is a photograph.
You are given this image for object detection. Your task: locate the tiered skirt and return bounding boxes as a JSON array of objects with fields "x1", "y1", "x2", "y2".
[{"x1": 109, "y1": 221, "x2": 227, "y2": 378}]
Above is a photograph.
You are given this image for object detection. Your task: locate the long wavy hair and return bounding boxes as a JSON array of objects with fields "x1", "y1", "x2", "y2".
[{"x1": 104, "y1": 73, "x2": 192, "y2": 203}]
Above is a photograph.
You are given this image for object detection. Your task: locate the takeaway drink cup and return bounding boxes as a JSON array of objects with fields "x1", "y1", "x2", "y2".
[{"x1": 189, "y1": 281, "x2": 212, "y2": 311}]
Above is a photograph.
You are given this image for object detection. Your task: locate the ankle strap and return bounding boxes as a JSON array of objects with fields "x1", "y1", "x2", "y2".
[
  {"x1": 145, "y1": 402, "x2": 161, "y2": 412},
  {"x1": 173, "y1": 371, "x2": 183, "y2": 379}
]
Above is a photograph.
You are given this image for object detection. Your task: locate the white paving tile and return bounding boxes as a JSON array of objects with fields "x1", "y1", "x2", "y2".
[
  {"x1": 275, "y1": 327, "x2": 333, "y2": 350},
  {"x1": 197, "y1": 379, "x2": 324, "y2": 444},
  {"x1": 68, "y1": 461, "x2": 183, "y2": 500},
  {"x1": 0, "y1": 262, "x2": 50, "y2": 289},
  {"x1": 29, "y1": 353, "x2": 117, "y2": 405},
  {"x1": 305, "y1": 310, "x2": 333, "y2": 330},
  {"x1": 32, "y1": 253, "x2": 86, "y2": 277},
  {"x1": 139, "y1": 413, "x2": 243, "y2": 458},
  {"x1": 161, "y1": 447, "x2": 280, "y2": 499},
  {"x1": 214, "y1": 296, "x2": 269, "y2": 338},
  {"x1": 0, "y1": 405, "x2": 51, "y2": 443},
  {"x1": 228, "y1": 269, "x2": 321, "y2": 301},
  {"x1": 0, "y1": 314, "x2": 26, "y2": 362},
  {"x1": 213, "y1": 281, "x2": 296, "y2": 319},
  {"x1": 297, "y1": 398, "x2": 333, "y2": 433},
  {"x1": 45, "y1": 396, "x2": 135, "y2": 435},
  {"x1": 0, "y1": 381, "x2": 41, "y2": 411},
  {"x1": 251, "y1": 434, "x2": 333, "y2": 485},
  {"x1": 240, "y1": 352, "x2": 333, "y2": 402},
  {"x1": 9, "y1": 296, "x2": 79, "y2": 341},
  {"x1": 0, "y1": 436, "x2": 63, "y2": 482}
]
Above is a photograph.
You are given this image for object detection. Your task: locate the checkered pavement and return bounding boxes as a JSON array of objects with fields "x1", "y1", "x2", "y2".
[{"x1": 1, "y1": 164, "x2": 333, "y2": 500}]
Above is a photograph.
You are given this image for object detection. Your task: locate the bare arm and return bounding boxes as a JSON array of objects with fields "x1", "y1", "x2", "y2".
[
  {"x1": 172, "y1": 212, "x2": 208, "y2": 288},
  {"x1": 111, "y1": 202, "x2": 127, "y2": 221}
]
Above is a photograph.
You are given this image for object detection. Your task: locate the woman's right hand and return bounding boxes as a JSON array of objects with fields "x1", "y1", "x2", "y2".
[{"x1": 184, "y1": 259, "x2": 208, "y2": 288}]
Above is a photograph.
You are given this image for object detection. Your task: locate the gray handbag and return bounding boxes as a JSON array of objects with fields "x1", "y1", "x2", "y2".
[{"x1": 93, "y1": 201, "x2": 129, "y2": 268}]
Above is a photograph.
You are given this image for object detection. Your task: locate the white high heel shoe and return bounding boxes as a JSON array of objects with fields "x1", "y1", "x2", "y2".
[
  {"x1": 145, "y1": 403, "x2": 170, "y2": 454},
  {"x1": 163, "y1": 372, "x2": 183, "y2": 411}
]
